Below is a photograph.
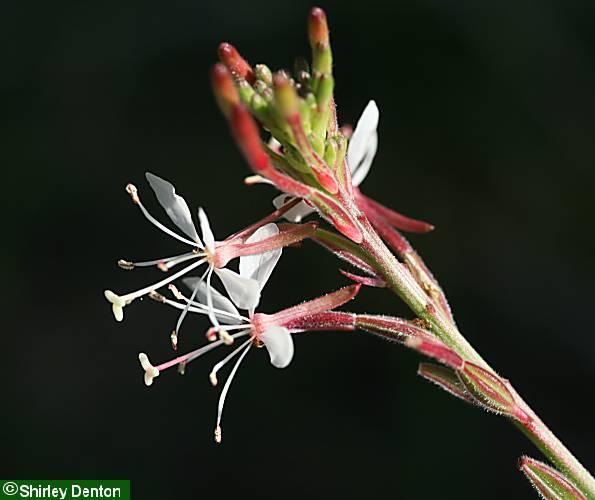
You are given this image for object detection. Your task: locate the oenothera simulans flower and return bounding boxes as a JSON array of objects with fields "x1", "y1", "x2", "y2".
[
  {"x1": 139, "y1": 272, "x2": 360, "y2": 443},
  {"x1": 103, "y1": 172, "x2": 316, "y2": 324}
]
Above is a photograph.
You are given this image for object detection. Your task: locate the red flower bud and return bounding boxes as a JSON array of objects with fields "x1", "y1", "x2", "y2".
[{"x1": 218, "y1": 42, "x2": 255, "y2": 83}]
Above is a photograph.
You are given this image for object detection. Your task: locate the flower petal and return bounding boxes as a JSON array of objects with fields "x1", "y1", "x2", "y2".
[
  {"x1": 239, "y1": 223, "x2": 282, "y2": 290},
  {"x1": 198, "y1": 207, "x2": 215, "y2": 253},
  {"x1": 272, "y1": 194, "x2": 315, "y2": 223},
  {"x1": 259, "y1": 326, "x2": 294, "y2": 368},
  {"x1": 347, "y1": 100, "x2": 379, "y2": 186},
  {"x1": 145, "y1": 172, "x2": 202, "y2": 245},
  {"x1": 214, "y1": 268, "x2": 261, "y2": 310},
  {"x1": 182, "y1": 277, "x2": 240, "y2": 323}
]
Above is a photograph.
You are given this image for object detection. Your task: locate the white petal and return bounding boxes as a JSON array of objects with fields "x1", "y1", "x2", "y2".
[
  {"x1": 214, "y1": 268, "x2": 260, "y2": 310},
  {"x1": 145, "y1": 172, "x2": 202, "y2": 245},
  {"x1": 239, "y1": 223, "x2": 282, "y2": 291},
  {"x1": 347, "y1": 100, "x2": 379, "y2": 186},
  {"x1": 259, "y1": 326, "x2": 294, "y2": 368},
  {"x1": 182, "y1": 277, "x2": 240, "y2": 324},
  {"x1": 272, "y1": 195, "x2": 315, "y2": 223},
  {"x1": 198, "y1": 207, "x2": 215, "y2": 253}
]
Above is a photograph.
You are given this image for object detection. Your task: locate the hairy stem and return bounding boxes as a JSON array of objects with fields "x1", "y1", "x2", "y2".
[{"x1": 324, "y1": 207, "x2": 595, "y2": 496}]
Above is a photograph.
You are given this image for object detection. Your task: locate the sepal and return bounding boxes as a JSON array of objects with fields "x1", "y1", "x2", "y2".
[{"x1": 417, "y1": 363, "x2": 475, "y2": 404}]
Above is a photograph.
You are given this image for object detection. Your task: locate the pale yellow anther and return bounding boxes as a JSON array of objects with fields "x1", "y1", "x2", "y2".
[
  {"x1": 218, "y1": 330, "x2": 235, "y2": 345},
  {"x1": 148, "y1": 291, "x2": 165, "y2": 302},
  {"x1": 126, "y1": 183, "x2": 140, "y2": 204},
  {"x1": 117, "y1": 259, "x2": 135, "y2": 270},
  {"x1": 138, "y1": 353, "x2": 160, "y2": 386},
  {"x1": 104, "y1": 290, "x2": 129, "y2": 322},
  {"x1": 168, "y1": 284, "x2": 185, "y2": 301}
]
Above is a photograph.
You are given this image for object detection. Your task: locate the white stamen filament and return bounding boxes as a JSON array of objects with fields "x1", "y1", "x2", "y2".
[
  {"x1": 159, "y1": 295, "x2": 248, "y2": 323},
  {"x1": 205, "y1": 267, "x2": 221, "y2": 331},
  {"x1": 209, "y1": 337, "x2": 252, "y2": 387},
  {"x1": 119, "y1": 252, "x2": 199, "y2": 271},
  {"x1": 174, "y1": 266, "x2": 210, "y2": 341},
  {"x1": 118, "y1": 258, "x2": 206, "y2": 303},
  {"x1": 159, "y1": 252, "x2": 202, "y2": 271},
  {"x1": 214, "y1": 341, "x2": 252, "y2": 444},
  {"x1": 128, "y1": 184, "x2": 202, "y2": 248},
  {"x1": 186, "y1": 332, "x2": 249, "y2": 365},
  {"x1": 140, "y1": 331, "x2": 250, "y2": 387}
]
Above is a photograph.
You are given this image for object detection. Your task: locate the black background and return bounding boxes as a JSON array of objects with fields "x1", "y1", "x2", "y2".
[{"x1": 3, "y1": 1, "x2": 594, "y2": 498}]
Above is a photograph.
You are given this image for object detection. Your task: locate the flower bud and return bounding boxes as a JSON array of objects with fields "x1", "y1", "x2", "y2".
[
  {"x1": 308, "y1": 7, "x2": 329, "y2": 47},
  {"x1": 254, "y1": 63, "x2": 273, "y2": 86},
  {"x1": 211, "y1": 64, "x2": 239, "y2": 117},
  {"x1": 273, "y1": 72, "x2": 299, "y2": 118},
  {"x1": 218, "y1": 42, "x2": 255, "y2": 83},
  {"x1": 519, "y1": 456, "x2": 586, "y2": 500},
  {"x1": 458, "y1": 362, "x2": 531, "y2": 424}
]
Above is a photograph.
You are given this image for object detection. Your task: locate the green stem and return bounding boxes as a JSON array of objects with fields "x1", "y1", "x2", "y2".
[{"x1": 319, "y1": 214, "x2": 595, "y2": 497}]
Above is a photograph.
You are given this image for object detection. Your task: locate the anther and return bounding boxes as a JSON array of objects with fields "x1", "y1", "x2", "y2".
[
  {"x1": 118, "y1": 259, "x2": 135, "y2": 270},
  {"x1": 148, "y1": 291, "x2": 166, "y2": 303},
  {"x1": 126, "y1": 183, "x2": 140, "y2": 204}
]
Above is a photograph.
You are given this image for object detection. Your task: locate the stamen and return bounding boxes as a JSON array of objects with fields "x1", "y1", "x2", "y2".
[
  {"x1": 140, "y1": 332, "x2": 249, "y2": 387},
  {"x1": 205, "y1": 267, "x2": 222, "y2": 331},
  {"x1": 158, "y1": 252, "x2": 202, "y2": 271},
  {"x1": 244, "y1": 175, "x2": 273, "y2": 186},
  {"x1": 126, "y1": 183, "x2": 202, "y2": 248},
  {"x1": 104, "y1": 258, "x2": 207, "y2": 321},
  {"x1": 125, "y1": 258, "x2": 206, "y2": 303},
  {"x1": 214, "y1": 341, "x2": 252, "y2": 444},
  {"x1": 209, "y1": 337, "x2": 252, "y2": 387},
  {"x1": 219, "y1": 330, "x2": 235, "y2": 345},
  {"x1": 159, "y1": 293, "x2": 248, "y2": 323},
  {"x1": 138, "y1": 353, "x2": 160, "y2": 386},
  {"x1": 118, "y1": 252, "x2": 200, "y2": 271},
  {"x1": 172, "y1": 266, "x2": 210, "y2": 347}
]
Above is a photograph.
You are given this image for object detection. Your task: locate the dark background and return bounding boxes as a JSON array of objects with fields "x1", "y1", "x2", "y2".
[{"x1": 3, "y1": 0, "x2": 594, "y2": 498}]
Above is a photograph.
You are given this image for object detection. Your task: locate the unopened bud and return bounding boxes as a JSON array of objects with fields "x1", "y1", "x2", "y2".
[
  {"x1": 458, "y1": 362, "x2": 531, "y2": 424},
  {"x1": 211, "y1": 63, "x2": 239, "y2": 117},
  {"x1": 308, "y1": 7, "x2": 329, "y2": 47},
  {"x1": 273, "y1": 72, "x2": 299, "y2": 118},
  {"x1": 254, "y1": 64, "x2": 273, "y2": 86},
  {"x1": 519, "y1": 456, "x2": 586, "y2": 500},
  {"x1": 170, "y1": 330, "x2": 178, "y2": 350},
  {"x1": 218, "y1": 42, "x2": 254, "y2": 83}
]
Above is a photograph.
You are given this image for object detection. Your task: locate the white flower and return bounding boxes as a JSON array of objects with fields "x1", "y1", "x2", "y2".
[
  {"x1": 104, "y1": 172, "x2": 260, "y2": 324},
  {"x1": 140, "y1": 223, "x2": 293, "y2": 443},
  {"x1": 272, "y1": 99, "x2": 379, "y2": 222}
]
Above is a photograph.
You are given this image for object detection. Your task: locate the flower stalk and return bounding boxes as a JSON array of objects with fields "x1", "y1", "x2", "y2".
[{"x1": 106, "y1": 5, "x2": 594, "y2": 497}]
